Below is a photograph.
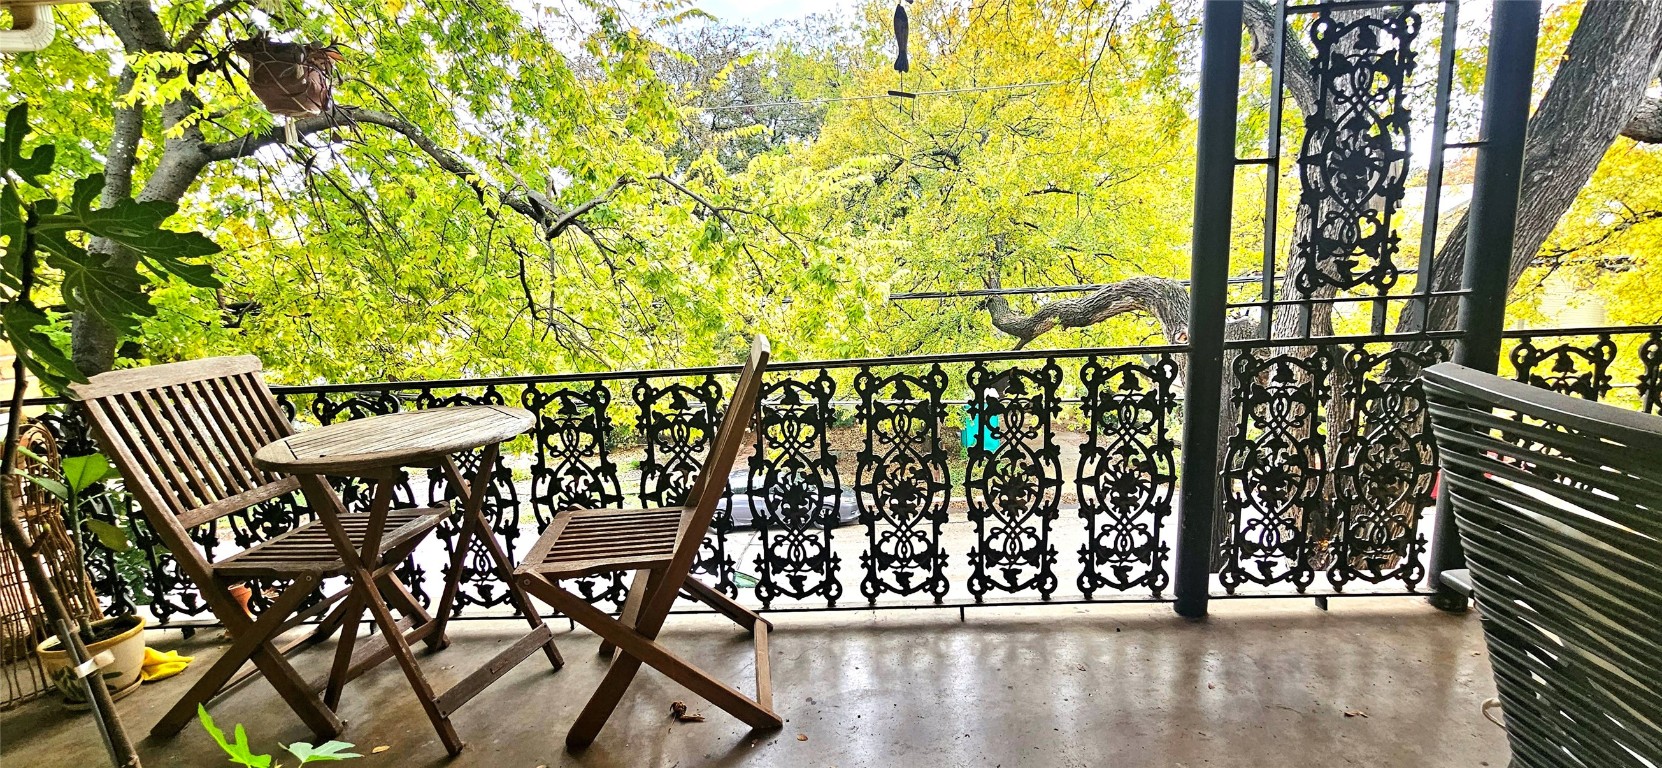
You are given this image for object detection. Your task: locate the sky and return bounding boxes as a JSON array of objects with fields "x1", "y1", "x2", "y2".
[{"x1": 692, "y1": 0, "x2": 846, "y2": 26}]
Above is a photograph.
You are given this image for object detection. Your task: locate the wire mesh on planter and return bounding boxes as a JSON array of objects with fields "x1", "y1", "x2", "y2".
[{"x1": 1, "y1": 422, "x2": 103, "y2": 710}]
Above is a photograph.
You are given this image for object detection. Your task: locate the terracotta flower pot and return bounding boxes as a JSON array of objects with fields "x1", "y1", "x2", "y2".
[
  {"x1": 37, "y1": 614, "x2": 146, "y2": 708},
  {"x1": 229, "y1": 583, "x2": 254, "y2": 618}
]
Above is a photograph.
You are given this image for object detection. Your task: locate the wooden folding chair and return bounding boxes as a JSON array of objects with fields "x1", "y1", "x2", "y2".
[
  {"x1": 515, "y1": 335, "x2": 783, "y2": 750},
  {"x1": 70, "y1": 357, "x2": 450, "y2": 740}
]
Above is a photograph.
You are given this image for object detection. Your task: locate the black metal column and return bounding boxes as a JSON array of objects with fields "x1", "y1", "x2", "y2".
[
  {"x1": 1173, "y1": 0, "x2": 1243, "y2": 620},
  {"x1": 1429, "y1": 0, "x2": 1542, "y2": 611}
]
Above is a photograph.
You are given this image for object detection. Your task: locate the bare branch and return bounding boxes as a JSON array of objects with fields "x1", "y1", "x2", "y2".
[
  {"x1": 177, "y1": 0, "x2": 254, "y2": 50},
  {"x1": 981, "y1": 274, "x2": 1198, "y2": 348}
]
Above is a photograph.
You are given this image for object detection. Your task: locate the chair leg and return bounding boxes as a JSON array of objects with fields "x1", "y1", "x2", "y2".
[
  {"x1": 683, "y1": 577, "x2": 770, "y2": 632},
  {"x1": 600, "y1": 569, "x2": 656, "y2": 658},
  {"x1": 152, "y1": 575, "x2": 339, "y2": 739},
  {"x1": 519, "y1": 572, "x2": 782, "y2": 751},
  {"x1": 304, "y1": 590, "x2": 354, "y2": 646},
  {"x1": 568, "y1": 649, "x2": 648, "y2": 749}
]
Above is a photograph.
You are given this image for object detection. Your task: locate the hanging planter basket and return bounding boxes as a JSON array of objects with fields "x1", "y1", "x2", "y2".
[{"x1": 230, "y1": 35, "x2": 342, "y2": 119}]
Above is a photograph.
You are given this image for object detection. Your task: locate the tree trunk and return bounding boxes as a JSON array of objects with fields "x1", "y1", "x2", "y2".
[{"x1": 1398, "y1": 0, "x2": 1662, "y2": 335}]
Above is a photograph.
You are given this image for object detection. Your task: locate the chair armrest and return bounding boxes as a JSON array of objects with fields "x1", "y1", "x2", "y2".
[{"x1": 1439, "y1": 568, "x2": 1475, "y2": 598}]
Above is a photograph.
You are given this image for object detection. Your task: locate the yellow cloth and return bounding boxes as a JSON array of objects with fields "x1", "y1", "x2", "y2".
[{"x1": 140, "y1": 647, "x2": 193, "y2": 682}]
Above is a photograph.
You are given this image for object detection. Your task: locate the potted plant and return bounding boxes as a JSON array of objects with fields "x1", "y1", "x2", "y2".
[
  {"x1": 38, "y1": 613, "x2": 146, "y2": 706},
  {"x1": 18, "y1": 452, "x2": 150, "y2": 705}
]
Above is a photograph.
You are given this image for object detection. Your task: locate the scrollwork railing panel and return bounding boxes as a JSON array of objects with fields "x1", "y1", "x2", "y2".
[
  {"x1": 1076, "y1": 355, "x2": 1177, "y2": 599},
  {"x1": 964, "y1": 361, "x2": 1064, "y2": 602},
  {"x1": 519, "y1": 382, "x2": 626, "y2": 610},
  {"x1": 1327, "y1": 344, "x2": 1443, "y2": 590},
  {"x1": 854, "y1": 365, "x2": 951, "y2": 605},
  {"x1": 749, "y1": 373, "x2": 843, "y2": 608},
  {"x1": 1219, "y1": 351, "x2": 1331, "y2": 593}
]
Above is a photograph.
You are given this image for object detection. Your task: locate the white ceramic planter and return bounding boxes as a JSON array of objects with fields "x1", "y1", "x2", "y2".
[{"x1": 37, "y1": 615, "x2": 146, "y2": 707}]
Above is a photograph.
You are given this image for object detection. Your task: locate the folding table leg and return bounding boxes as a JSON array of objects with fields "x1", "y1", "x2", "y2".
[
  {"x1": 354, "y1": 567, "x2": 466, "y2": 754},
  {"x1": 440, "y1": 453, "x2": 562, "y2": 670},
  {"x1": 377, "y1": 571, "x2": 439, "y2": 648}
]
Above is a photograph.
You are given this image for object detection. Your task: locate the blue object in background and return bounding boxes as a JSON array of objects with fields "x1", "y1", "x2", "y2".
[{"x1": 961, "y1": 406, "x2": 1001, "y2": 452}]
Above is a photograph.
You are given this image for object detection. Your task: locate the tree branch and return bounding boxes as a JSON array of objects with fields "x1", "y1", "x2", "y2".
[
  {"x1": 1242, "y1": 0, "x2": 1317, "y2": 115},
  {"x1": 545, "y1": 175, "x2": 634, "y2": 238},
  {"x1": 981, "y1": 274, "x2": 1200, "y2": 348},
  {"x1": 176, "y1": 0, "x2": 254, "y2": 51},
  {"x1": 1622, "y1": 96, "x2": 1662, "y2": 143},
  {"x1": 647, "y1": 173, "x2": 737, "y2": 230},
  {"x1": 201, "y1": 106, "x2": 630, "y2": 240}
]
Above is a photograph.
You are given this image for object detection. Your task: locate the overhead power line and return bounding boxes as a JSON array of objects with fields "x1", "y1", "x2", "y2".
[
  {"x1": 699, "y1": 80, "x2": 1070, "y2": 113},
  {"x1": 889, "y1": 270, "x2": 1424, "y2": 301}
]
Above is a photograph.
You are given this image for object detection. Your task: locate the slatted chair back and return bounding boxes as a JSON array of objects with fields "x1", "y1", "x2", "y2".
[
  {"x1": 669, "y1": 335, "x2": 768, "y2": 578},
  {"x1": 1423, "y1": 363, "x2": 1662, "y2": 768},
  {"x1": 69, "y1": 356, "x2": 303, "y2": 572}
]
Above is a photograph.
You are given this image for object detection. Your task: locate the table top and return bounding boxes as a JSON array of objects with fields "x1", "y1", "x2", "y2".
[{"x1": 254, "y1": 405, "x2": 534, "y2": 476}]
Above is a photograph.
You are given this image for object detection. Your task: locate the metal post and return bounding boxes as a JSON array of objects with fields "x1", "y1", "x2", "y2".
[
  {"x1": 1173, "y1": 0, "x2": 1243, "y2": 620},
  {"x1": 1430, "y1": 0, "x2": 1541, "y2": 612}
]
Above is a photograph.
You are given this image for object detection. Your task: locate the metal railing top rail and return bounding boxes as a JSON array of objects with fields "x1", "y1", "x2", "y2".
[
  {"x1": 21, "y1": 324, "x2": 1662, "y2": 408},
  {"x1": 1500, "y1": 323, "x2": 1662, "y2": 339},
  {"x1": 1222, "y1": 328, "x2": 1464, "y2": 351},
  {"x1": 20, "y1": 341, "x2": 1189, "y2": 407}
]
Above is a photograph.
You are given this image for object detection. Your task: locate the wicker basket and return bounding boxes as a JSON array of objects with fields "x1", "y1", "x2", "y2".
[{"x1": 1, "y1": 421, "x2": 103, "y2": 710}]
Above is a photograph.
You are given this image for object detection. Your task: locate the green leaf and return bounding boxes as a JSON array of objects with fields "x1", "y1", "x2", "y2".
[
  {"x1": 55, "y1": 178, "x2": 222, "y2": 288},
  {"x1": 197, "y1": 706, "x2": 273, "y2": 768},
  {"x1": 285, "y1": 740, "x2": 362, "y2": 764},
  {"x1": 1, "y1": 301, "x2": 83, "y2": 388},
  {"x1": 138, "y1": 249, "x2": 222, "y2": 289},
  {"x1": 1, "y1": 103, "x2": 55, "y2": 186},
  {"x1": 86, "y1": 519, "x2": 134, "y2": 552},
  {"x1": 61, "y1": 454, "x2": 114, "y2": 492},
  {"x1": 69, "y1": 174, "x2": 104, "y2": 218},
  {"x1": 20, "y1": 473, "x2": 70, "y2": 501},
  {"x1": 36, "y1": 234, "x2": 155, "y2": 338},
  {"x1": 1, "y1": 184, "x2": 24, "y2": 292}
]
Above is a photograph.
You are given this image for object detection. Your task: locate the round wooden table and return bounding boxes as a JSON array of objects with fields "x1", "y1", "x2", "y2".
[
  {"x1": 253, "y1": 404, "x2": 560, "y2": 755},
  {"x1": 254, "y1": 404, "x2": 533, "y2": 476}
]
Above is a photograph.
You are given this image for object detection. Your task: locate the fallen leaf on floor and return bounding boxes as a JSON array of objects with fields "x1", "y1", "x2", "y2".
[
  {"x1": 669, "y1": 700, "x2": 706, "y2": 722},
  {"x1": 1343, "y1": 710, "x2": 1368, "y2": 718},
  {"x1": 371, "y1": 745, "x2": 390, "y2": 754},
  {"x1": 797, "y1": 733, "x2": 808, "y2": 741}
]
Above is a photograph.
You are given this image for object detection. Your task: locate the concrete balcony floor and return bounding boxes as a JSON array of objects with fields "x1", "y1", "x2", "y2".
[{"x1": 3, "y1": 598, "x2": 1507, "y2": 767}]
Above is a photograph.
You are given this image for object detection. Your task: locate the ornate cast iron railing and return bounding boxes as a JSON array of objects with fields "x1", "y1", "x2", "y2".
[
  {"x1": 1502, "y1": 325, "x2": 1662, "y2": 413},
  {"x1": 31, "y1": 326, "x2": 1661, "y2": 625},
  {"x1": 29, "y1": 345, "x2": 1202, "y2": 624}
]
